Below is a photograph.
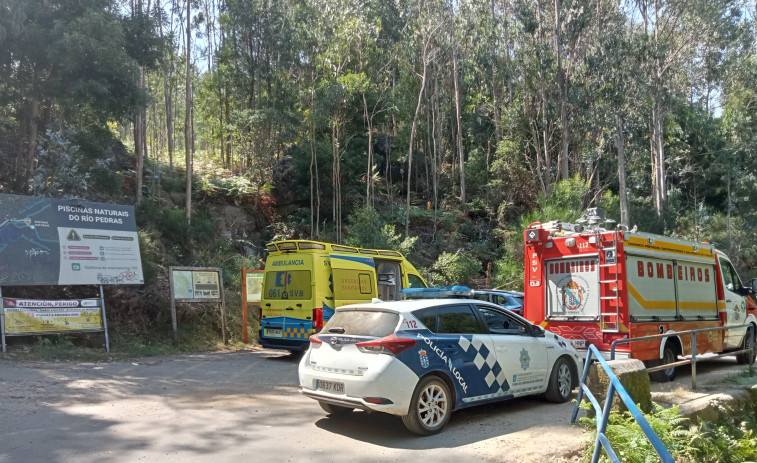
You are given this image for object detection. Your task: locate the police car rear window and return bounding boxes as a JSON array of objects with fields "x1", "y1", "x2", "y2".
[{"x1": 324, "y1": 310, "x2": 399, "y2": 337}]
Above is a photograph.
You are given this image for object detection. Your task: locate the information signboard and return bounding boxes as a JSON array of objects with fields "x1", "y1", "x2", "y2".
[
  {"x1": 168, "y1": 266, "x2": 227, "y2": 345},
  {"x1": 170, "y1": 268, "x2": 222, "y2": 302},
  {"x1": 245, "y1": 272, "x2": 263, "y2": 303},
  {"x1": 2, "y1": 298, "x2": 103, "y2": 335},
  {"x1": 0, "y1": 194, "x2": 144, "y2": 286}
]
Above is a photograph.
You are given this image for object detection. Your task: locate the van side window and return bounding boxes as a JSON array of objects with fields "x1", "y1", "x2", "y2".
[
  {"x1": 720, "y1": 259, "x2": 742, "y2": 292},
  {"x1": 407, "y1": 274, "x2": 426, "y2": 288}
]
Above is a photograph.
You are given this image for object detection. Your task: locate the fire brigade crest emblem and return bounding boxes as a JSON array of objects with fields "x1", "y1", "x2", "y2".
[
  {"x1": 563, "y1": 279, "x2": 586, "y2": 311},
  {"x1": 419, "y1": 349, "x2": 429, "y2": 368}
]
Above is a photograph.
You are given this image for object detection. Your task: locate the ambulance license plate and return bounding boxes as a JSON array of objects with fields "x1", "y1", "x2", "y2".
[
  {"x1": 265, "y1": 328, "x2": 282, "y2": 337},
  {"x1": 316, "y1": 380, "x2": 344, "y2": 394},
  {"x1": 570, "y1": 339, "x2": 587, "y2": 348}
]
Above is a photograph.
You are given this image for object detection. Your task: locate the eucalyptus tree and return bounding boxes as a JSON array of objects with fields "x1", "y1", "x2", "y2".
[
  {"x1": 632, "y1": 0, "x2": 742, "y2": 217},
  {"x1": 0, "y1": 0, "x2": 150, "y2": 193}
]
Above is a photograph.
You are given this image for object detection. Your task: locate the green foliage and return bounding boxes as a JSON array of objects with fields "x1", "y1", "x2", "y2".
[
  {"x1": 428, "y1": 250, "x2": 481, "y2": 286},
  {"x1": 578, "y1": 402, "x2": 694, "y2": 462},
  {"x1": 345, "y1": 205, "x2": 417, "y2": 254},
  {"x1": 683, "y1": 403, "x2": 757, "y2": 462},
  {"x1": 31, "y1": 129, "x2": 90, "y2": 197},
  {"x1": 579, "y1": 400, "x2": 757, "y2": 463}
]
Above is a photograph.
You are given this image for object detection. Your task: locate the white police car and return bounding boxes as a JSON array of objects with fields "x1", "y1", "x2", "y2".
[{"x1": 298, "y1": 289, "x2": 583, "y2": 435}]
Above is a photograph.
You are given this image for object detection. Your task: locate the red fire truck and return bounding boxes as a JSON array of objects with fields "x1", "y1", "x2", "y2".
[{"x1": 523, "y1": 210, "x2": 757, "y2": 381}]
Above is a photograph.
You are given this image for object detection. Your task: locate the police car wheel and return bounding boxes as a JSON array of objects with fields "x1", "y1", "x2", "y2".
[
  {"x1": 402, "y1": 376, "x2": 451, "y2": 436},
  {"x1": 545, "y1": 357, "x2": 573, "y2": 403},
  {"x1": 736, "y1": 327, "x2": 756, "y2": 365},
  {"x1": 319, "y1": 401, "x2": 354, "y2": 416}
]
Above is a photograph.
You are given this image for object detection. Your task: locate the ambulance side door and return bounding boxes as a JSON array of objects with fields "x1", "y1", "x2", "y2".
[{"x1": 474, "y1": 304, "x2": 549, "y2": 395}]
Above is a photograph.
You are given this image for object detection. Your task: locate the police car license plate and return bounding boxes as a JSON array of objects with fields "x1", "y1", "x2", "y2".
[
  {"x1": 316, "y1": 380, "x2": 344, "y2": 394},
  {"x1": 570, "y1": 339, "x2": 587, "y2": 348},
  {"x1": 265, "y1": 328, "x2": 282, "y2": 337}
]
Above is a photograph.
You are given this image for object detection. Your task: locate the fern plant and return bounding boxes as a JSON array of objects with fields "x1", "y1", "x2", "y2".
[{"x1": 578, "y1": 402, "x2": 694, "y2": 462}]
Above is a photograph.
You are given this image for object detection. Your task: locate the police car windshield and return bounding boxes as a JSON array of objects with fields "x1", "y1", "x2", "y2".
[{"x1": 323, "y1": 310, "x2": 399, "y2": 337}]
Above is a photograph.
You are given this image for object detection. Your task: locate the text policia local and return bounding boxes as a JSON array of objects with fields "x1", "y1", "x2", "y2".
[{"x1": 58, "y1": 205, "x2": 129, "y2": 225}]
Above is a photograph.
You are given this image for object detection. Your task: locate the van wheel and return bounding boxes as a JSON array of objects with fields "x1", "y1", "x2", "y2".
[
  {"x1": 402, "y1": 376, "x2": 451, "y2": 435},
  {"x1": 649, "y1": 346, "x2": 677, "y2": 382},
  {"x1": 319, "y1": 401, "x2": 354, "y2": 416},
  {"x1": 545, "y1": 357, "x2": 574, "y2": 403},
  {"x1": 736, "y1": 327, "x2": 756, "y2": 365}
]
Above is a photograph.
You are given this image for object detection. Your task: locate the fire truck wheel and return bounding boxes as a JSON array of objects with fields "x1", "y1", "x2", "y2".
[
  {"x1": 736, "y1": 327, "x2": 756, "y2": 365},
  {"x1": 545, "y1": 357, "x2": 574, "y2": 403},
  {"x1": 649, "y1": 346, "x2": 677, "y2": 382}
]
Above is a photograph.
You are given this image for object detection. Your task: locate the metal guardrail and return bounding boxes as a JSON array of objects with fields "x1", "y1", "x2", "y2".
[
  {"x1": 610, "y1": 324, "x2": 755, "y2": 389},
  {"x1": 571, "y1": 344, "x2": 674, "y2": 463}
]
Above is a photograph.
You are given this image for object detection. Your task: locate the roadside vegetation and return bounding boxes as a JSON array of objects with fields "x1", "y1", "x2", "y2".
[{"x1": 578, "y1": 379, "x2": 757, "y2": 462}]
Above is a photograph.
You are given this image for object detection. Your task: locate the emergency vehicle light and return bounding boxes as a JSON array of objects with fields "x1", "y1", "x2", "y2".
[
  {"x1": 277, "y1": 242, "x2": 298, "y2": 250},
  {"x1": 266, "y1": 244, "x2": 278, "y2": 252},
  {"x1": 332, "y1": 245, "x2": 358, "y2": 253},
  {"x1": 298, "y1": 242, "x2": 326, "y2": 250},
  {"x1": 400, "y1": 286, "x2": 472, "y2": 299}
]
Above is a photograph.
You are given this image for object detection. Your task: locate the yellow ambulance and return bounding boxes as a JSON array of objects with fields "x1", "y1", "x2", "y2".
[{"x1": 259, "y1": 240, "x2": 427, "y2": 351}]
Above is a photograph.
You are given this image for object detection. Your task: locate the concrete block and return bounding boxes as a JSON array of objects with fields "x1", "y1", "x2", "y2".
[{"x1": 585, "y1": 359, "x2": 653, "y2": 414}]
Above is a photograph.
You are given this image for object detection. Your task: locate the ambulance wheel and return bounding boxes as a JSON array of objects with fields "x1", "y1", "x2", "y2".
[
  {"x1": 736, "y1": 327, "x2": 756, "y2": 365},
  {"x1": 545, "y1": 357, "x2": 574, "y2": 403},
  {"x1": 319, "y1": 401, "x2": 354, "y2": 416},
  {"x1": 402, "y1": 376, "x2": 451, "y2": 436},
  {"x1": 649, "y1": 346, "x2": 677, "y2": 382}
]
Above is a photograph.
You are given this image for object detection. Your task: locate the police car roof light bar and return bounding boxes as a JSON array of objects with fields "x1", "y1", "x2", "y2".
[{"x1": 400, "y1": 286, "x2": 472, "y2": 299}]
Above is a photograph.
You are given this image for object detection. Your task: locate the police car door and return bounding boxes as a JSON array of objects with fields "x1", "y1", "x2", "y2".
[
  {"x1": 475, "y1": 304, "x2": 549, "y2": 396},
  {"x1": 414, "y1": 303, "x2": 498, "y2": 404}
]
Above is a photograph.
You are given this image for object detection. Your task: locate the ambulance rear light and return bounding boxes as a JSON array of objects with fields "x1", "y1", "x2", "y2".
[
  {"x1": 277, "y1": 242, "x2": 298, "y2": 251},
  {"x1": 313, "y1": 307, "x2": 324, "y2": 329},
  {"x1": 266, "y1": 244, "x2": 278, "y2": 252},
  {"x1": 298, "y1": 242, "x2": 325, "y2": 250},
  {"x1": 356, "y1": 334, "x2": 416, "y2": 356}
]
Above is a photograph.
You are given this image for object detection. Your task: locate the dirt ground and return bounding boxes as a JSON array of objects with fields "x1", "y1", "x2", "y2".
[{"x1": 0, "y1": 349, "x2": 588, "y2": 463}]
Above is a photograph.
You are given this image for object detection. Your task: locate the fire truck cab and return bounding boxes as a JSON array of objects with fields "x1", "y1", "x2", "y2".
[{"x1": 523, "y1": 209, "x2": 757, "y2": 381}]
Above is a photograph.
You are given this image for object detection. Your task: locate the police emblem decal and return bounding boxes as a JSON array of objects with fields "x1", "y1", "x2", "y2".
[
  {"x1": 419, "y1": 349, "x2": 429, "y2": 368},
  {"x1": 520, "y1": 348, "x2": 530, "y2": 370}
]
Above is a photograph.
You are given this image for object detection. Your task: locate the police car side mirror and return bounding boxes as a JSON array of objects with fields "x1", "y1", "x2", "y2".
[{"x1": 529, "y1": 324, "x2": 545, "y2": 337}]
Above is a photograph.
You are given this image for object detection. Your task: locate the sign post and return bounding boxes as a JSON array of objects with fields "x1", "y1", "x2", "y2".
[
  {"x1": 168, "y1": 266, "x2": 226, "y2": 345},
  {"x1": 0, "y1": 287, "x2": 5, "y2": 353},
  {"x1": 241, "y1": 268, "x2": 263, "y2": 344}
]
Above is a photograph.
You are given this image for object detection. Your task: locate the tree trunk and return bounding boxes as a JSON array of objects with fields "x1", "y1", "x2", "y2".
[
  {"x1": 185, "y1": 0, "x2": 193, "y2": 222},
  {"x1": 135, "y1": 69, "x2": 144, "y2": 204},
  {"x1": 26, "y1": 99, "x2": 40, "y2": 190},
  {"x1": 555, "y1": 0, "x2": 569, "y2": 181},
  {"x1": 406, "y1": 46, "x2": 428, "y2": 237},
  {"x1": 616, "y1": 114, "x2": 630, "y2": 227},
  {"x1": 452, "y1": 32, "x2": 465, "y2": 205}
]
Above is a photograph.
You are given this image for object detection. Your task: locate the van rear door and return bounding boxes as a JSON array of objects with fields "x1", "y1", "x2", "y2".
[
  {"x1": 261, "y1": 255, "x2": 314, "y2": 344},
  {"x1": 329, "y1": 254, "x2": 377, "y2": 307}
]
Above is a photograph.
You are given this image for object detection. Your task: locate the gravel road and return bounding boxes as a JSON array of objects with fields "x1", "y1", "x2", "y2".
[{"x1": 0, "y1": 348, "x2": 587, "y2": 463}]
